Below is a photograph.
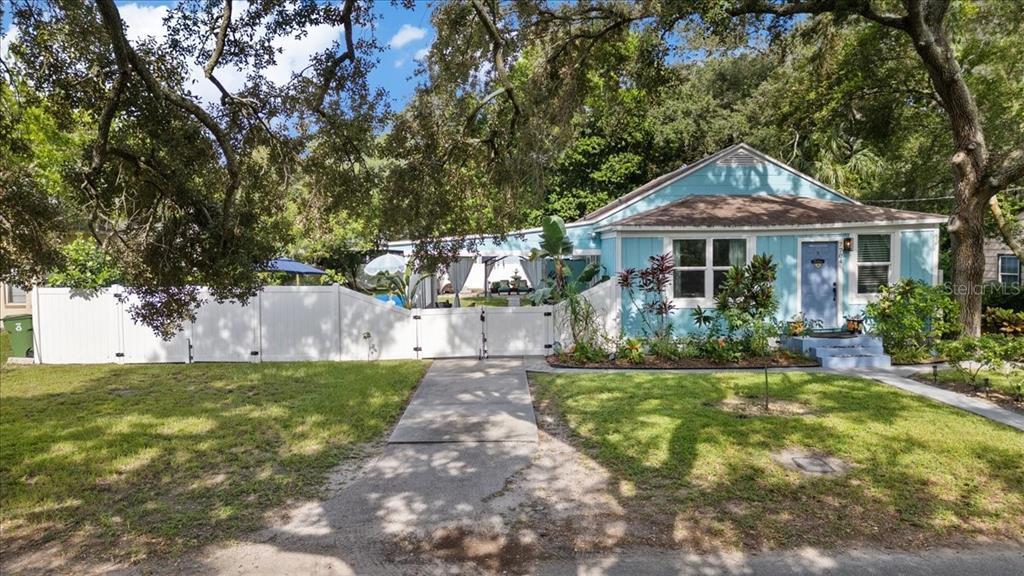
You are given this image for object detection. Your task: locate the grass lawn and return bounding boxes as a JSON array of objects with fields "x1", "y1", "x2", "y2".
[
  {"x1": 0, "y1": 361, "x2": 427, "y2": 564},
  {"x1": 532, "y1": 371, "x2": 1024, "y2": 550},
  {"x1": 436, "y1": 294, "x2": 512, "y2": 307}
]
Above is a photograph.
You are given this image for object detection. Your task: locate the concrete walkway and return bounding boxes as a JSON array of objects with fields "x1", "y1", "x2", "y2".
[
  {"x1": 846, "y1": 368, "x2": 1024, "y2": 432},
  {"x1": 389, "y1": 358, "x2": 538, "y2": 443}
]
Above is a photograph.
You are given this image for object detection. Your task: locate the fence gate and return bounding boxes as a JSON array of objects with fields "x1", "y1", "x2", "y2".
[
  {"x1": 415, "y1": 307, "x2": 483, "y2": 358},
  {"x1": 482, "y1": 306, "x2": 554, "y2": 357}
]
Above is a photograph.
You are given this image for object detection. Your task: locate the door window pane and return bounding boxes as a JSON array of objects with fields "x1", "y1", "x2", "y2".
[
  {"x1": 712, "y1": 239, "x2": 746, "y2": 267},
  {"x1": 673, "y1": 270, "x2": 705, "y2": 298},
  {"x1": 857, "y1": 265, "x2": 889, "y2": 294},
  {"x1": 673, "y1": 240, "x2": 705, "y2": 267}
]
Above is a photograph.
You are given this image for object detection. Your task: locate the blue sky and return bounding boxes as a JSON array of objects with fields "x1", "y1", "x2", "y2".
[{"x1": 1, "y1": 0, "x2": 437, "y2": 107}]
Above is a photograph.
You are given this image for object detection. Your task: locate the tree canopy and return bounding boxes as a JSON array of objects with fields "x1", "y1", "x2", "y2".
[{"x1": 2, "y1": 0, "x2": 1022, "y2": 335}]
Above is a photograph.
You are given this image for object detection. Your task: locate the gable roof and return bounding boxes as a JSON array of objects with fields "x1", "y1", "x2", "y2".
[
  {"x1": 581, "y1": 143, "x2": 859, "y2": 222},
  {"x1": 600, "y1": 194, "x2": 945, "y2": 231}
]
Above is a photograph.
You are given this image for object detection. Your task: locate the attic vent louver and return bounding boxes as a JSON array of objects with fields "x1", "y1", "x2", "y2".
[{"x1": 716, "y1": 149, "x2": 763, "y2": 167}]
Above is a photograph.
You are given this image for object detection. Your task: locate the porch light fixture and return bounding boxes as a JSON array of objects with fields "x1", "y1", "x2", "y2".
[{"x1": 842, "y1": 237, "x2": 853, "y2": 252}]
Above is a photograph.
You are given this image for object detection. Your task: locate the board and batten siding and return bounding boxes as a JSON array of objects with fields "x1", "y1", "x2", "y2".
[
  {"x1": 900, "y1": 229, "x2": 939, "y2": 284},
  {"x1": 756, "y1": 235, "x2": 799, "y2": 322}
]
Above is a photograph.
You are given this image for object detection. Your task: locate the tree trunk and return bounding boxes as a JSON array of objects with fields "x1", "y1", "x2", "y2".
[{"x1": 950, "y1": 189, "x2": 986, "y2": 336}]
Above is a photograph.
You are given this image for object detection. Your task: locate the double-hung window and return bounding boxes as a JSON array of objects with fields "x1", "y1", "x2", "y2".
[
  {"x1": 857, "y1": 234, "x2": 891, "y2": 294},
  {"x1": 672, "y1": 238, "x2": 747, "y2": 300},
  {"x1": 999, "y1": 255, "x2": 1021, "y2": 285}
]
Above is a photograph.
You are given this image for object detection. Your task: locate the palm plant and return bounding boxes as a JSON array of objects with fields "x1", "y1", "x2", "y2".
[{"x1": 376, "y1": 260, "x2": 431, "y2": 310}]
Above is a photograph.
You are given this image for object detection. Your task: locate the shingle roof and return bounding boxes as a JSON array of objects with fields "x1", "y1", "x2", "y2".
[{"x1": 601, "y1": 194, "x2": 945, "y2": 230}]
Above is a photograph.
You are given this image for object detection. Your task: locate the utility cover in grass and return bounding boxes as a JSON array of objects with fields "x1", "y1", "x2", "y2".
[{"x1": 771, "y1": 448, "x2": 852, "y2": 477}]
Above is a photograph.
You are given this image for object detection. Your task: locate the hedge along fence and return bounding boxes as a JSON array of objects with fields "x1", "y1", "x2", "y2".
[{"x1": 29, "y1": 284, "x2": 608, "y2": 364}]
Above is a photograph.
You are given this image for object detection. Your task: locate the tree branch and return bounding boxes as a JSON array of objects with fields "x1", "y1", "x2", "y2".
[
  {"x1": 988, "y1": 195, "x2": 1024, "y2": 264},
  {"x1": 470, "y1": 0, "x2": 521, "y2": 124},
  {"x1": 311, "y1": 0, "x2": 356, "y2": 115},
  {"x1": 95, "y1": 0, "x2": 241, "y2": 218},
  {"x1": 986, "y1": 148, "x2": 1024, "y2": 192},
  {"x1": 727, "y1": 0, "x2": 907, "y2": 30}
]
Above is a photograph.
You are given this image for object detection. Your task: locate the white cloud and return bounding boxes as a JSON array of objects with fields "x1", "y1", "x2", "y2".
[
  {"x1": 110, "y1": 2, "x2": 345, "y2": 104},
  {"x1": 118, "y1": 3, "x2": 170, "y2": 44},
  {"x1": 389, "y1": 24, "x2": 425, "y2": 49},
  {"x1": 1, "y1": 26, "x2": 18, "y2": 64},
  {"x1": 393, "y1": 57, "x2": 406, "y2": 69},
  {"x1": 414, "y1": 47, "x2": 429, "y2": 61}
]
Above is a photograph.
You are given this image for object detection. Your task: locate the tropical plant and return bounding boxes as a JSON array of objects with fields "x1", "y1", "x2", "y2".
[
  {"x1": 865, "y1": 279, "x2": 961, "y2": 363},
  {"x1": 983, "y1": 307, "x2": 1024, "y2": 336},
  {"x1": 376, "y1": 260, "x2": 432, "y2": 311},
  {"x1": 618, "y1": 253, "x2": 676, "y2": 340},
  {"x1": 529, "y1": 215, "x2": 608, "y2": 357},
  {"x1": 618, "y1": 338, "x2": 645, "y2": 365},
  {"x1": 714, "y1": 254, "x2": 779, "y2": 356}
]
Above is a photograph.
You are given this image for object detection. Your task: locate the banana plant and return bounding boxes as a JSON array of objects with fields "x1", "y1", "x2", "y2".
[{"x1": 529, "y1": 215, "x2": 604, "y2": 305}]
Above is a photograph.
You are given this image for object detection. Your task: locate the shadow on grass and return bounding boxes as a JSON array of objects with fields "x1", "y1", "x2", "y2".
[
  {"x1": 0, "y1": 361, "x2": 426, "y2": 566},
  {"x1": 535, "y1": 370, "x2": 1024, "y2": 551}
]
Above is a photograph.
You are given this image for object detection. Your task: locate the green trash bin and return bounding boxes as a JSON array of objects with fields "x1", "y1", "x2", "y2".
[{"x1": 2, "y1": 314, "x2": 33, "y2": 358}]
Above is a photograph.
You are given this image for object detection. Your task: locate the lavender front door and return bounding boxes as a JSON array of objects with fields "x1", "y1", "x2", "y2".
[{"x1": 800, "y1": 241, "x2": 838, "y2": 328}]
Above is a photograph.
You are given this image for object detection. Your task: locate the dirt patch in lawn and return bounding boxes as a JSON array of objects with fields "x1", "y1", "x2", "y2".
[
  {"x1": 711, "y1": 396, "x2": 817, "y2": 417},
  {"x1": 548, "y1": 351, "x2": 818, "y2": 370},
  {"x1": 910, "y1": 374, "x2": 1024, "y2": 415}
]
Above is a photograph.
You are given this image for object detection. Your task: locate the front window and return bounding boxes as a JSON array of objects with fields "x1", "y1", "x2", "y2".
[
  {"x1": 857, "y1": 234, "x2": 891, "y2": 294},
  {"x1": 999, "y1": 255, "x2": 1021, "y2": 285},
  {"x1": 672, "y1": 238, "x2": 747, "y2": 299}
]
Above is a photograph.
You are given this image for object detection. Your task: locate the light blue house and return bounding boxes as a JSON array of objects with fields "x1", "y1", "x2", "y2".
[{"x1": 390, "y1": 143, "x2": 945, "y2": 336}]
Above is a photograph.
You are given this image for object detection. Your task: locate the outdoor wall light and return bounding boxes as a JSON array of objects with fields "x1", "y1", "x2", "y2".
[{"x1": 842, "y1": 237, "x2": 853, "y2": 252}]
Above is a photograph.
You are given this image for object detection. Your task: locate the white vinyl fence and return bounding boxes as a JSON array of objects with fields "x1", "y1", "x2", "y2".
[{"x1": 30, "y1": 284, "x2": 619, "y2": 364}]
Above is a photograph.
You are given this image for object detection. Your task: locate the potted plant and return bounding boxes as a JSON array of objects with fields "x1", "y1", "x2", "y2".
[
  {"x1": 787, "y1": 313, "x2": 807, "y2": 336},
  {"x1": 845, "y1": 314, "x2": 865, "y2": 334}
]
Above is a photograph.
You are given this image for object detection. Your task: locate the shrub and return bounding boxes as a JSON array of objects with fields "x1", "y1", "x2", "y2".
[
  {"x1": 617, "y1": 338, "x2": 645, "y2": 364},
  {"x1": 864, "y1": 279, "x2": 960, "y2": 363},
  {"x1": 982, "y1": 307, "x2": 1024, "y2": 335},
  {"x1": 982, "y1": 283, "x2": 1024, "y2": 312},
  {"x1": 46, "y1": 237, "x2": 122, "y2": 290},
  {"x1": 940, "y1": 335, "x2": 1022, "y2": 387},
  {"x1": 712, "y1": 254, "x2": 779, "y2": 357}
]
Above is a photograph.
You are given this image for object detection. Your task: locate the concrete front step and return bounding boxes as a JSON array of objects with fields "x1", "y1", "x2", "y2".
[
  {"x1": 784, "y1": 334, "x2": 883, "y2": 355},
  {"x1": 819, "y1": 354, "x2": 892, "y2": 370},
  {"x1": 810, "y1": 344, "x2": 885, "y2": 357}
]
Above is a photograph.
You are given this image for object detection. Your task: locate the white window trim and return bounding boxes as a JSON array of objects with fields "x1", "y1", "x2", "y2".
[
  {"x1": 849, "y1": 232, "x2": 899, "y2": 304},
  {"x1": 664, "y1": 235, "x2": 755, "y2": 308},
  {"x1": 999, "y1": 254, "x2": 1021, "y2": 285}
]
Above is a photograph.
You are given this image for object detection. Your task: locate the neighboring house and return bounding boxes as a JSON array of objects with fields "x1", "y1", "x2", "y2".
[
  {"x1": 390, "y1": 143, "x2": 944, "y2": 334},
  {"x1": 983, "y1": 237, "x2": 1021, "y2": 285},
  {"x1": 0, "y1": 282, "x2": 32, "y2": 319}
]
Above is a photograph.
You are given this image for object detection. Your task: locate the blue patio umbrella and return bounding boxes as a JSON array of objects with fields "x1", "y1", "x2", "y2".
[
  {"x1": 265, "y1": 257, "x2": 325, "y2": 275},
  {"x1": 263, "y1": 258, "x2": 326, "y2": 286}
]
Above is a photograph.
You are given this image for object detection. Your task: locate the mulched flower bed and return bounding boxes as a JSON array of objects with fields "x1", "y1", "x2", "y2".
[
  {"x1": 910, "y1": 374, "x2": 1024, "y2": 415},
  {"x1": 548, "y1": 351, "x2": 819, "y2": 370}
]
